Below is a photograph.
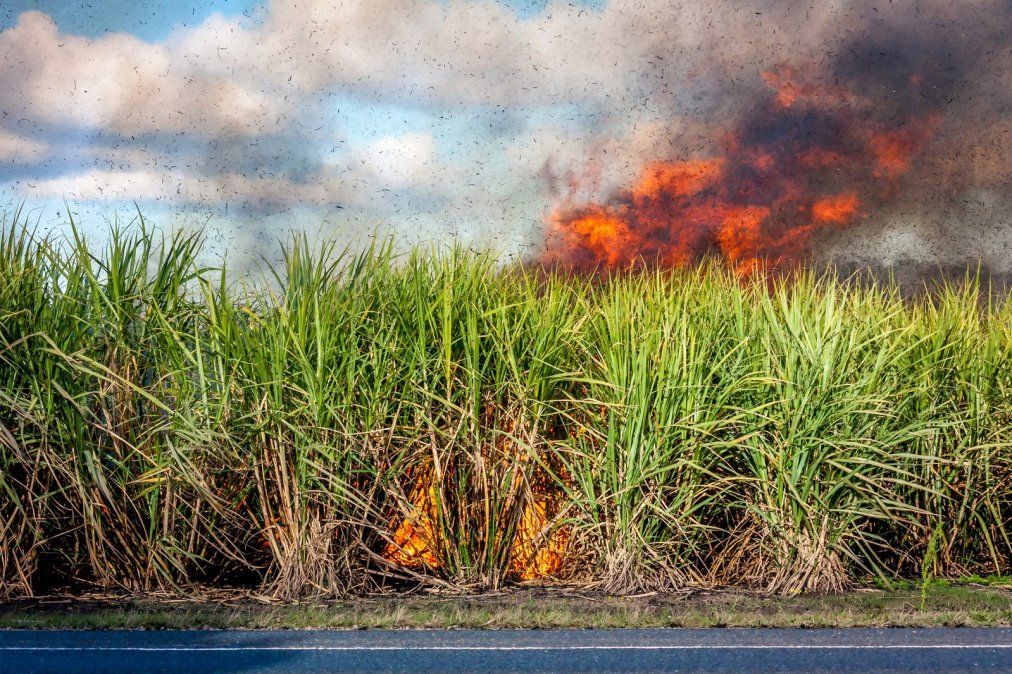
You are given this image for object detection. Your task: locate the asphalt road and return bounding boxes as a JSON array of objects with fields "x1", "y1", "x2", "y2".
[{"x1": 1, "y1": 627, "x2": 1011, "y2": 672}]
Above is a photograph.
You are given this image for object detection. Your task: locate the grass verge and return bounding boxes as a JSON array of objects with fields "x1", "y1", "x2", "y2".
[{"x1": 2, "y1": 581, "x2": 1010, "y2": 630}]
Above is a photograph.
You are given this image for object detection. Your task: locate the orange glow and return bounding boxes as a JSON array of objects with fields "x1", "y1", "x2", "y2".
[
  {"x1": 868, "y1": 118, "x2": 939, "y2": 181},
  {"x1": 752, "y1": 153, "x2": 775, "y2": 171},
  {"x1": 384, "y1": 459, "x2": 569, "y2": 581},
  {"x1": 633, "y1": 159, "x2": 724, "y2": 200},
  {"x1": 812, "y1": 192, "x2": 859, "y2": 224},
  {"x1": 761, "y1": 64, "x2": 855, "y2": 109},
  {"x1": 384, "y1": 471, "x2": 439, "y2": 569},
  {"x1": 716, "y1": 205, "x2": 771, "y2": 274},
  {"x1": 562, "y1": 207, "x2": 632, "y2": 268},
  {"x1": 798, "y1": 147, "x2": 845, "y2": 169},
  {"x1": 544, "y1": 64, "x2": 937, "y2": 275},
  {"x1": 509, "y1": 497, "x2": 569, "y2": 580}
]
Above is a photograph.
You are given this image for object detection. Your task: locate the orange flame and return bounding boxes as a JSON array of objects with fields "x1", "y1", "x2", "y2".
[
  {"x1": 384, "y1": 476, "x2": 568, "y2": 581},
  {"x1": 509, "y1": 496, "x2": 569, "y2": 580},
  {"x1": 384, "y1": 471, "x2": 440, "y2": 569},
  {"x1": 384, "y1": 428, "x2": 570, "y2": 582},
  {"x1": 812, "y1": 192, "x2": 859, "y2": 224},
  {"x1": 544, "y1": 64, "x2": 939, "y2": 274}
]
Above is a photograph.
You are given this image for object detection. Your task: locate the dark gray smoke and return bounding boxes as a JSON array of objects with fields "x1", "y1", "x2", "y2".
[{"x1": 817, "y1": 1, "x2": 1011, "y2": 277}]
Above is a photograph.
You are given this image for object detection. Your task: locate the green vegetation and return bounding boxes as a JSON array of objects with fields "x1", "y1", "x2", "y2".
[{"x1": 1, "y1": 211, "x2": 1010, "y2": 601}]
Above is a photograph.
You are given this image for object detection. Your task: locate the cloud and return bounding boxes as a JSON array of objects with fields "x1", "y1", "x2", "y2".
[
  {"x1": 0, "y1": 11, "x2": 287, "y2": 137},
  {"x1": 0, "y1": 1, "x2": 839, "y2": 142},
  {"x1": 23, "y1": 131, "x2": 456, "y2": 212},
  {"x1": 6, "y1": 1, "x2": 1009, "y2": 138},
  {"x1": 0, "y1": 130, "x2": 47, "y2": 163},
  {"x1": 354, "y1": 133, "x2": 438, "y2": 188}
]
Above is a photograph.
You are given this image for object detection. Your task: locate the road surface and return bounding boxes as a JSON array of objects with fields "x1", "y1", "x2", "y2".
[{"x1": 1, "y1": 627, "x2": 1011, "y2": 672}]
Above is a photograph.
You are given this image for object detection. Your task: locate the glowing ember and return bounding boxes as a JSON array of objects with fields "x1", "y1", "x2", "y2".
[
  {"x1": 544, "y1": 64, "x2": 940, "y2": 274},
  {"x1": 509, "y1": 496, "x2": 569, "y2": 580},
  {"x1": 384, "y1": 470, "x2": 439, "y2": 569},
  {"x1": 384, "y1": 464, "x2": 568, "y2": 580}
]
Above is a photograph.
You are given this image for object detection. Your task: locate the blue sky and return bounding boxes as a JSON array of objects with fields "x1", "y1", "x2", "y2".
[
  {"x1": 1, "y1": 1, "x2": 606, "y2": 40},
  {"x1": 1, "y1": 0, "x2": 262, "y2": 41}
]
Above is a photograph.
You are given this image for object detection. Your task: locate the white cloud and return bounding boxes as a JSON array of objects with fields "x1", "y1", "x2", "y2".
[
  {"x1": 5, "y1": 0, "x2": 1008, "y2": 137},
  {"x1": 21, "y1": 131, "x2": 453, "y2": 211},
  {"x1": 23, "y1": 168, "x2": 182, "y2": 202},
  {"x1": 0, "y1": 11, "x2": 287, "y2": 137},
  {"x1": 0, "y1": 1, "x2": 842, "y2": 142},
  {"x1": 0, "y1": 130, "x2": 47, "y2": 163},
  {"x1": 352, "y1": 133, "x2": 439, "y2": 188}
]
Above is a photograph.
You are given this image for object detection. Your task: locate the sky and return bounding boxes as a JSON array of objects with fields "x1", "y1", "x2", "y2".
[
  {"x1": 1, "y1": 0, "x2": 628, "y2": 266},
  {"x1": 1, "y1": 0, "x2": 1008, "y2": 270}
]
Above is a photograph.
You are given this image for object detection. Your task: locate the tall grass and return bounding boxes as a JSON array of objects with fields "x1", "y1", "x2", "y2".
[
  {"x1": 1, "y1": 213, "x2": 1009, "y2": 598},
  {"x1": 559, "y1": 268, "x2": 751, "y2": 591}
]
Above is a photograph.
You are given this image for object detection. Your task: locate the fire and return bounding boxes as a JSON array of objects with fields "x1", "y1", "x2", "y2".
[
  {"x1": 634, "y1": 159, "x2": 725, "y2": 200},
  {"x1": 868, "y1": 123, "x2": 939, "y2": 181},
  {"x1": 383, "y1": 416, "x2": 570, "y2": 581},
  {"x1": 383, "y1": 474, "x2": 569, "y2": 581},
  {"x1": 760, "y1": 64, "x2": 854, "y2": 109},
  {"x1": 544, "y1": 64, "x2": 940, "y2": 274},
  {"x1": 568, "y1": 208, "x2": 632, "y2": 268},
  {"x1": 384, "y1": 469, "x2": 440, "y2": 569},
  {"x1": 812, "y1": 193, "x2": 859, "y2": 224},
  {"x1": 509, "y1": 496, "x2": 569, "y2": 580}
]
